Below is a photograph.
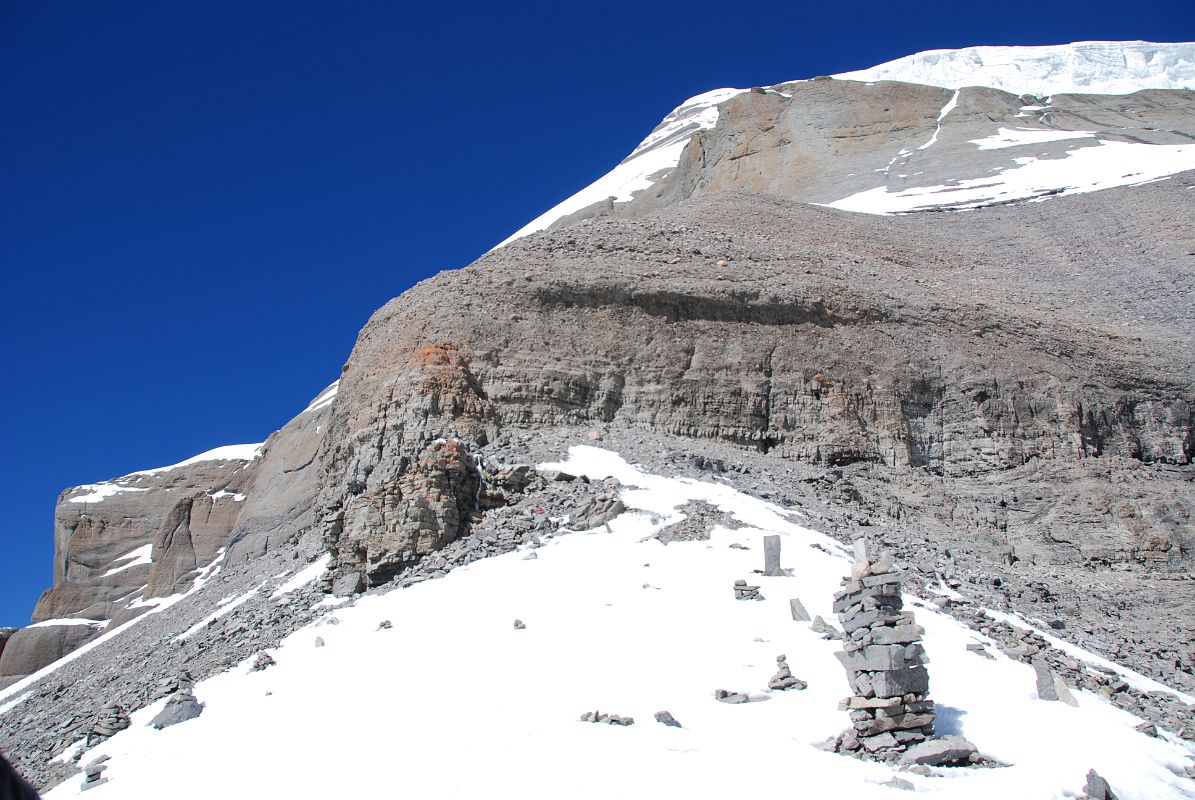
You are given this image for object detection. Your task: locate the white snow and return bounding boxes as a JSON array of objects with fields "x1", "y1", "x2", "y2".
[
  {"x1": 833, "y1": 41, "x2": 1195, "y2": 96},
  {"x1": 100, "y1": 544, "x2": 153, "y2": 577},
  {"x1": 496, "y1": 88, "x2": 744, "y2": 247},
  {"x1": 66, "y1": 483, "x2": 149, "y2": 504},
  {"x1": 918, "y1": 88, "x2": 961, "y2": 150},
  {"x1": 173, "y1": 584, "x2": 263, "y2": 642},
  {"x1": 969, "y1": 126, "x2": 1097, "y2": 150},
  {"x1": 270, "y1": 554, "x2": 331, "y2": 599},
  {"x1": 825, "y1": 140, "x2": 1195, "y2": 214},
  {"x1": 38, "y1": 446, "x2": 1195, "y2": 800},
  {"x1": 208, "y1": 489, "x2": 246, "y2": 502},
  {"x1": 25, "y1": 618, "x2": 108, "y2": 630},
  {"x1": 128, "y1": 444, "x2": 263, "y2": 476},
  {"x1": 302, "y1": 381, "x2": 339, "y2": 414}
]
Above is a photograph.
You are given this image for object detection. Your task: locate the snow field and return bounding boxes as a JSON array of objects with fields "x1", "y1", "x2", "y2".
[{"x1": 40, "y1": 447, "x2": 1195, "y2": 799}]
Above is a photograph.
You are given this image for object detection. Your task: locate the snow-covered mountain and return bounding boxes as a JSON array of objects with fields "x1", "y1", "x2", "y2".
[
  {"x1": 3, "y1": 40, "x2": 1195, "y2": 800},
  {"x1": 500, "y1": 40, "x2": 1195, "y2": 245}
]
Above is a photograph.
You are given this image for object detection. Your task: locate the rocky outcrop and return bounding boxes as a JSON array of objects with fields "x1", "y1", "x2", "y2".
[
  {"x1": 1, "y1": 385, "x2": 337, "y2": 688},
  {"x1": 318, "y1": 179, "x2": 1194, "y2": 590}
]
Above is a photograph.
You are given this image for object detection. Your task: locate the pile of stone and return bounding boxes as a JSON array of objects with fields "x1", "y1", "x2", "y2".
[
  {"x1": 84, "y1": 702, "x2": 129, "y2": 747},
  {"x1": 579, "y1": 710, "x2": 634, "y2": 726},
  {"x1": 80, "y1": 755, "x2": 109, "y2": 792},
  {"x1": 768, "y1": 654, "x2": 807, "y2": 691},
  {"x1": 151, "y1": 673, "x2": 204, "y2": 730},
  {"x1": 152, "y1": 671, "x2": 194, "y2": 700},
  {"x1": 733, "y1": 579, "x2": 763, "y2": 601},
  {"x1": 829, "y1": 542, "x2": 936, "y2": 760},
  {"x1": 567, "y1": 494, "x2": 625, "y2": 531},
  {"x1": 250, "y1": 653, "x2": 276, "y2": 672}
]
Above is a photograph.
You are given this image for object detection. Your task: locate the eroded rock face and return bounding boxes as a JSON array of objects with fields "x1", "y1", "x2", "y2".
[
  {"x1": 36, "y1": 458, "x2": 258, "y2": 620},
  {"x1": 3, "y1": 385, "x2": 338, "y2": 687},
  {"x1": 318, "y1": 181, "x2": 1193, "y2": 589}
]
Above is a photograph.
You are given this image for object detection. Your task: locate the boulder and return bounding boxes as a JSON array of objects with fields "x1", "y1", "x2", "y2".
[{"x1": 898, "y1": 736, "x2": 978, "y2": 766}]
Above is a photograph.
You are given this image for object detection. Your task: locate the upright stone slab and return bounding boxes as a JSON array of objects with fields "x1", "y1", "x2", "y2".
[
  {"x1": 829, "y1": 540, "x2": 936, "y2": 761},
  {"x1": 763, "y1": 535, "x2": 783, "y2": 576}
]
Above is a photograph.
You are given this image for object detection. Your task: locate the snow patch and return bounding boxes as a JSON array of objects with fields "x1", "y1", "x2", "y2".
[
  {"x1": 25, "y1": 618, "x2": 108, "y2": 630},
  {"x1": 969, "y1": 127, "x2": 1097, "y2": 150},
  {"x1": 66, "y1": 484, "x2": 148, "y2": 504},
  {"x1": 825, "y1": 140, "x2": 1195, "y2": 214},
  {"x1": 128, "y1": 444, "x2": 264, "y2": 476},
  {"x1": 302, "y1": 381, "x2": 339, "y2": 414},
  {"x1": 271, "y1": 554, "x2": 331, "y2": 599},
  {"x1": 100, "y1": 544, "x2": 153, "y2": 577},
  {"x1": 497, "y1": 88, "x2": 744, "y2": 247}
]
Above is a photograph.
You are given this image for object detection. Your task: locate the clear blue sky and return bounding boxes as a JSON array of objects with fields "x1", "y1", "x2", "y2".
[{"x1": 2, "y1": 0, "x2": 1191, "y2": 627}]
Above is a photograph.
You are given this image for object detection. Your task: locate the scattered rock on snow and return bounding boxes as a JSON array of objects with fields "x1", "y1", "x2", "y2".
[{"x1": 654, "y1": 710, "x2": 682, "y2": 728}]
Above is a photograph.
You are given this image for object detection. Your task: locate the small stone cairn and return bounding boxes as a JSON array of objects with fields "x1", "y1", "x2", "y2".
[
  {"x1": 768, "y1": 654, "x2": 807, "y2": 691},
  {"x1": 80, "y1": 756, "x2": 110, "y2": 792},
  {"x1": 151, "y1": 671, "x2": 204, "y2": 730},
  {"x1": 733, "y1": 579, "x2": 763, "y2": 601},
  {"x1": 827, "y1": 541, "x2": 935, "y2": 760},
  {"x1": 85, "y1": 702, "x2": 130, "y2": 747}
]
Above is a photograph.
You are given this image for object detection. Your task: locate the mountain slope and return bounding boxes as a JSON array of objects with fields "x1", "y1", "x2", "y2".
[
  {"x1": 34, "y1": 445, "x2": 1195, "y2": 800},
  {"x1": 499, "y1": 41, "x2": 1195, "y2": 244}
]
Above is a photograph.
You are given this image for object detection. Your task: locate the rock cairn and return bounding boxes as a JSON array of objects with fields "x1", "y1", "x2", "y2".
[
  {"x1": 84, "y1": 703, "x2": 130, "y2": 747},
  {"x1": 151, "y1": 673, "x2": 204, "y2": 730},
  {"x1": 250, "y1": 653, "x2": 276, "y2": 672},
  {"x1": 828, "y1": 541, "x2": 935, "y2": 760},
  {"x1": 80, "y1": 755, "x2": 109, "y2": 792},
  {"x1": 733, "y1": 579, "x2": 763, "y2": 601},
  {"x1": 768, "y1": 654, "x2": 807, "y2": 691}
]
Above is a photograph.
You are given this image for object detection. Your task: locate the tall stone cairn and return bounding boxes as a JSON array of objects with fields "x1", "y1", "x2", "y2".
[{"x1": 829, "y1": 540, "x2": 935, "y2": 760}]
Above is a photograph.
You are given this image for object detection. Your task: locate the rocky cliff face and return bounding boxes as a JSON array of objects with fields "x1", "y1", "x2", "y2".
[
  {"x1": 0, "y1": 387, "x2": 336, "y2": 689},
  {"x1": 318, "y1": 179, "x2": 1194, "y2": 597}
]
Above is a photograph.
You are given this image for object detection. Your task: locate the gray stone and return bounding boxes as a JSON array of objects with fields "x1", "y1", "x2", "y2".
[
  {"x1": 789, "y1": 598, "x2": 811, "y2": 622},
  {"x1": 654, "y1": 710, "x2": 682, "y2": 728},
  {"x1": 898, "y1": 736, "x2": 978, "y2": 766},
  {"x1": 1084, "y1": 769, "x2": 1119, "y2": 800},
  {"x1": 871, "y1": 667, "x2": 930, "y2": 699},
  {"x1": 763, "y1": 535, "x2": 783, "y2": 576},
  {"x1": 151, "y1": 694, "x2": 204, "y2": 730}
]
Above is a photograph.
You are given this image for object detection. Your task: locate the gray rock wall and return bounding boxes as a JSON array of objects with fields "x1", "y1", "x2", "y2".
[{"x1": 317, "y1": 183, "x2": 1193, "y2": 588}]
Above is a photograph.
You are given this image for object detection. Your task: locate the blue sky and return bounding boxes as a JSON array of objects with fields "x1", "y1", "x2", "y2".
[{"x1": 1, "y1": 0, "x2": 1191, "y2": 627}]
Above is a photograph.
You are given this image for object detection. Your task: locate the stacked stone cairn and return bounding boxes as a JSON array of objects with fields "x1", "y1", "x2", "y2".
[
  {"x1": 85, "y1": 702, "x2": 130, "y2": 747},
  {"x1": 80, "y1": 756, "x2": 110, "y2": 792},
  {"x1": 733, "y1": 579, "x2": 763, "y2": 601},
  {"x1": 768, "y1": 654, "x2": 807, "y2": 691},
  {"x1": 151, "y1": 671, "x2": 204, "y2": 730},
  {"x1": 829, "y1": 541, "x2": 935, "y2": 760}
]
